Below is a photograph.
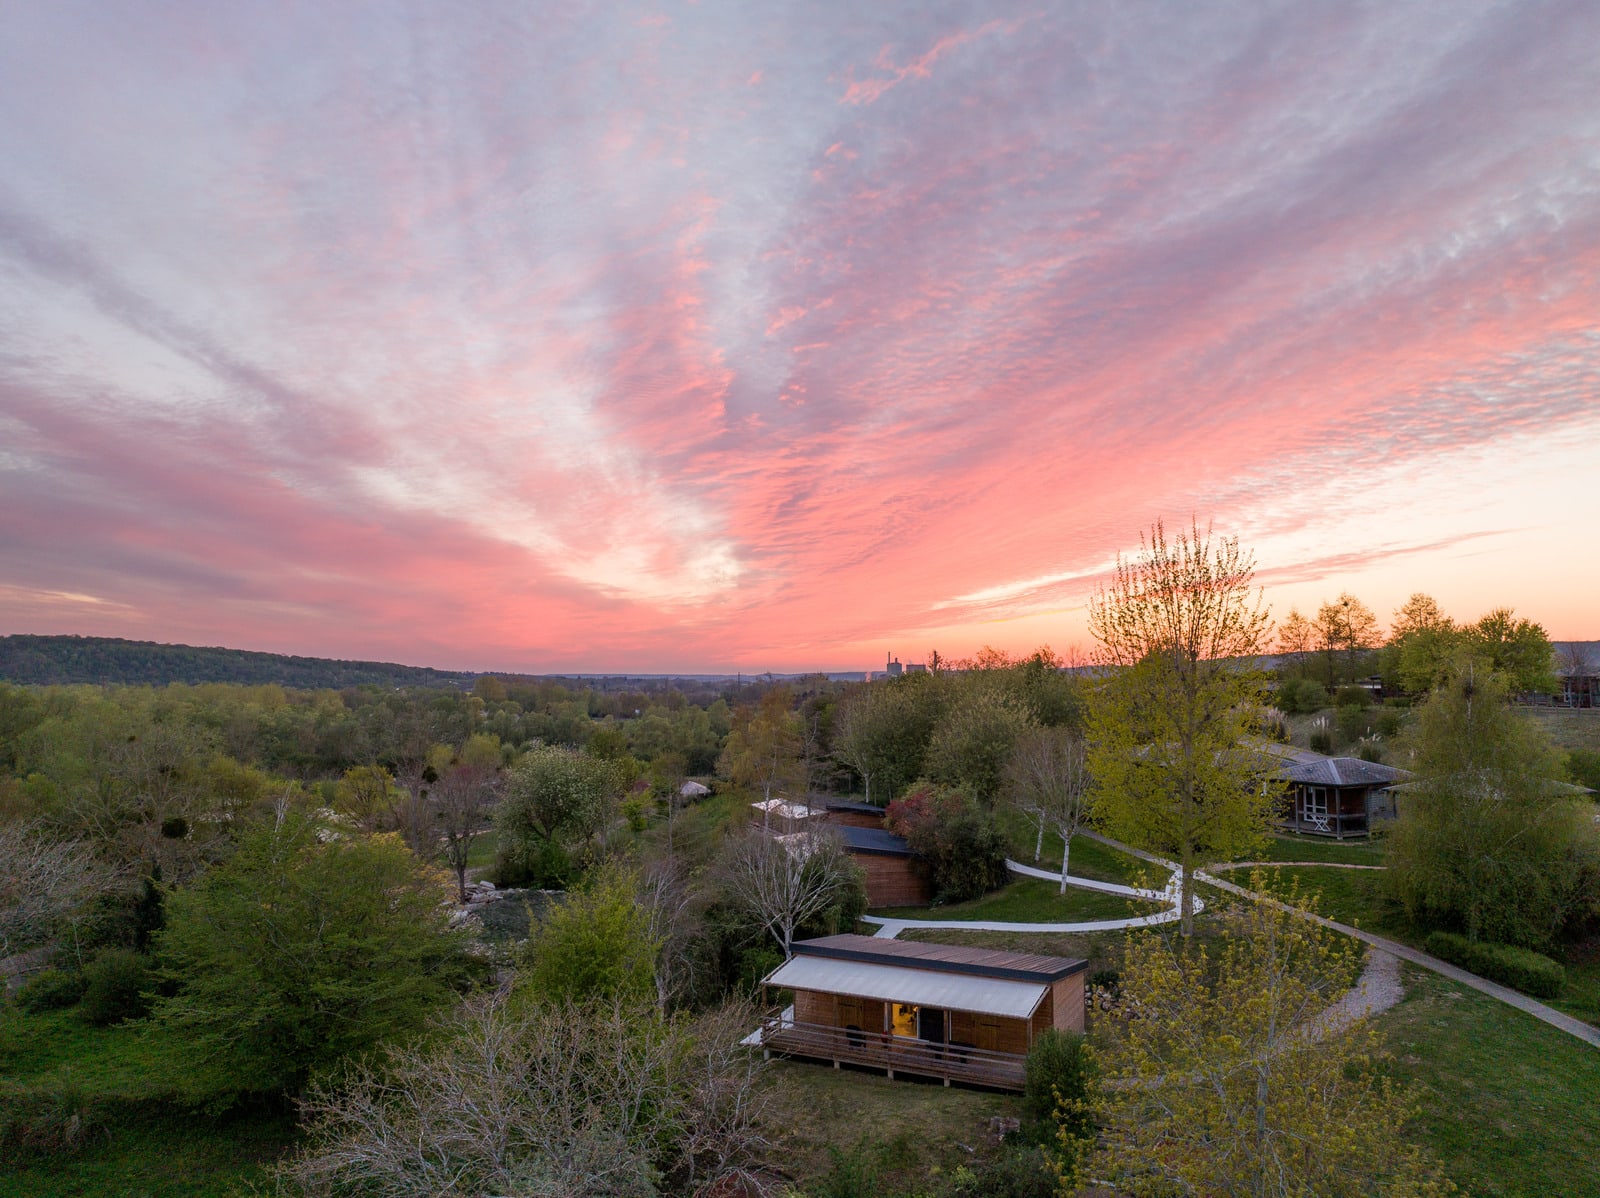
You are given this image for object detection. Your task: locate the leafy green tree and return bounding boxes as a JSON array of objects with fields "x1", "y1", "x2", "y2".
[
  {"x1": 1466, "y1": 608, "x2": 1556, "y2": 694},
  {"x1": 1385, "y1": 665, "x2": 1598, "y2": 948},
  {"x1": 497, "y1": 745, "x2": 624, "y2": 887},
  {"x1": 152, "y1": 809, "x2": 468, "y2": 1100},
  {"x1": 1089, "y1": 878, "x2": 1452, "y2": 1197},
  {"x1": 1086, "y1": 520, "x2": 1279, "y2": 934},
  {"x1": 886, "y1": 784, "x2": 1008, "y2": 903},
  {"x1": 925, "y1": 687, "x2": 1036, "y2": 804},
  {"x1": 719, "y1": 688, "x2": 802, "y2": 827},
  {"x1": 517, "y1": 864, "x2": 659, "y2": 1007},
  {"x1": 332, "y1": 763, "x2": 401, "y2": 830},
  {"x1": 831, "y1": 678, "x2": 944, "y2": 804}
]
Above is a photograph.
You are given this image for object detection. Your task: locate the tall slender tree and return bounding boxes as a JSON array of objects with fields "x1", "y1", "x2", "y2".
[{"x1": 1086, "y1": 519, "x2": 1279, "y2": 934}]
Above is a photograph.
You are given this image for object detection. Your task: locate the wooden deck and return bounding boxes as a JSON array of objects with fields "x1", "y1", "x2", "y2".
[{"x1": 758, "y1": 1017, "x2": 1027, "y2": 1091}]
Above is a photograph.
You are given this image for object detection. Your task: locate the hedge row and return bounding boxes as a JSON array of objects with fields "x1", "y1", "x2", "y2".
[{"x1": 1424, "y1": 931, "x2": 1566, "y2": 999}]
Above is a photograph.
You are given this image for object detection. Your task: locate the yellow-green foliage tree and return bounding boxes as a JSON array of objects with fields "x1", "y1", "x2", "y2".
[
  {"x1": 1385, "y1": 663, "x2": 1597, "y2": 949},
  {"x1": 1086, "y1": 520, "x2": 1279, "y2": 934},
  {"x1": 1085, "y1": 880, "x2": 1453, "y2": 1197}
]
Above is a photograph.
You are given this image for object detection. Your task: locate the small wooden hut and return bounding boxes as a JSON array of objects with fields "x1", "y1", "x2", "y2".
[{"x1": 757, "y1": 934, "x2": 1087, "y2": 1090}]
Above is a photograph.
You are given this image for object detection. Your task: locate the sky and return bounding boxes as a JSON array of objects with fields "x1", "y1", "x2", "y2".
[{"x1": 1, "y1": 1, "x2": 1597, "y2": 674}]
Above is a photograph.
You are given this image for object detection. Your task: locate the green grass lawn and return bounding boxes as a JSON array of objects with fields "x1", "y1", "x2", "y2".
[
  {"x1": 757, "y1": 1057, "x2": 1021, "y2": 1194},
  {"x1": 1373, "y1": 965, "x2": 1600, "y2": 1197},
  {"x1": 1232, "y1": 832, "x2": 1388, "y2": 866},
  {"x1": 1526, "y1": 706, "x2": 1600, "y2": 753},
  {"x1": 994, "y1": 811, "x2": 1151, "y2": 887},
  {"x1": 0, "y1": 1008, "x2": 298, "y2": 1197},
  {"x1": 874, "y1": 877, "x2": 1161, "y2": 923}
]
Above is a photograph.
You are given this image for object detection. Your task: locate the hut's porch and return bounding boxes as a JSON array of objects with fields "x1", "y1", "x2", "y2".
[{"x1": 756, "y1": 1013, "x2": 1026, "y2": 1090}]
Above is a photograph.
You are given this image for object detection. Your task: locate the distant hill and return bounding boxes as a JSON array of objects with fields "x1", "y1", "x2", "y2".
[{"x1": 0, "y1": 635, "x2": 476, "y2": 690}]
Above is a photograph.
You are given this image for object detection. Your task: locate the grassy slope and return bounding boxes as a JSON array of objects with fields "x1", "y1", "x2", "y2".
[
  {"x1": 1373, "y1": 966, "x2": 1600, "y2": 1197},
  {"x1": 0, "y1": 1009, "x2": 297, "y2": 1197},
  {"x1": 874, "y1": 877, "x2": 1160, "y2": 923},
  {"x1": 757, "y1": 1058, "x2": 1021, "y2": 1194},
  {"x1": 1253, "y1": 864, "x2": 1600, "y2": 1026}
]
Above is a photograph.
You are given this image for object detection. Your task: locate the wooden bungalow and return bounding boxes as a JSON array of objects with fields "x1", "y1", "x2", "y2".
[
  {"x1": 1260, "y1": 744, "x2": 1410, "y2": 839},
  {"x1": 757, "y1": 934, "x2": 1088, "y2": 1091},
  {"x1": 838, "y1": 825, "x2": 932, "y2": 907}
]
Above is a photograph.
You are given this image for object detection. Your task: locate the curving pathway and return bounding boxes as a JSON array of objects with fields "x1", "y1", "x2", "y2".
[{"x1": 862, "y1": 856, "x2": 1198, "y2": 939}]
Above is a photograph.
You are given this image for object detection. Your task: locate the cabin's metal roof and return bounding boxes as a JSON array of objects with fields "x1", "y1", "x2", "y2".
[
  {"x1": 795, "y1": 933, "x2": 1087, "y2": 982},
  {"x1": 763, "y1": 955, "x2": 1048, "y2": 1020}
]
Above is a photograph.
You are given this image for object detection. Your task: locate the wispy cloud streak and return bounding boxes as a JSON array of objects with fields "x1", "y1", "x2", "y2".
[{"x1": 0, "y1": 1, "x2": 1596, "y2": 668}]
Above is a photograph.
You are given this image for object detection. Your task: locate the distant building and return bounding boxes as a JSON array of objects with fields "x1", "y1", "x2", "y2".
[{"x1": 882, "y1": 652, "x2": 926, "y2": 677}]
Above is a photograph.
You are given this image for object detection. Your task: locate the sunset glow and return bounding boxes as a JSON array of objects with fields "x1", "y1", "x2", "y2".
[{"x1": 2, "y1": 3, "x2": 1597, "y2": 672}]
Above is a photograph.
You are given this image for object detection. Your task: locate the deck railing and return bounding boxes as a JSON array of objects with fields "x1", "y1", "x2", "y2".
[{"x1": 758, "y1": 1016, "x2": 1027, "y2": 1090}]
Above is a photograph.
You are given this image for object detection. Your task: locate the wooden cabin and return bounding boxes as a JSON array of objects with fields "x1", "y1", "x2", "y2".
[
  {"x1": 757, "y1": 934, "x2": 1087, "y2": 1091},
  {"x1": 839, "y1": 825, "x2": 932, "y2": 907},
  {"x1": 1260, "y1": 744, "x2": 1410, "y2": 839}
]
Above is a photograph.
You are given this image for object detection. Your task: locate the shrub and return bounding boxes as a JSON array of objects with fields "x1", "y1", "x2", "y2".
[
  {"x1": 14, "y1": 967, "x2": 86, "y2": 1013},
  {"x1": 814, "y1": 1144, "x2": 881, "y2": 1198},
  {"x1": 1355, "y1": 739, "x2": 1384, "y2": 764},
  {"x1": 1022, "y1": 1028, "x2": 1094, "y2": 1133},
  {"x1": 1424, "y1": 931, "x2": 1566, "y2": 999},
  {"x1": 1335, "y1": 703, "x2": 1373, "y2": 746},
  {"x1": 1567, "y1": 748, "x2": 1600, "y2": 795},
  {"x1": 1277, "y1": 678, "x2": 1330, "y2": 715},
  {"x1": 1333, "y1": 686, "x2": 1373, "y2": 707},
  {"x1": 1308, "y1": 730, "x2": 1333, "y2": 755},
  {"x1": 78, "y1": 947, "x2": 151, "y2": 1026},
  {"x1": 1087, "y1": 967, "x2": 1121, "y2": 999},
  {"x1": 954, "y1": 1145, "x2": 1056, "y2": 1198},
  {"x1": 886, "y1": 784, "x2": 1008, "y2": 903}
]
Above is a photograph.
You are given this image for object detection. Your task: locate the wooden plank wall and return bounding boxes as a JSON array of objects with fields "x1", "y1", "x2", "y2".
[
  {"x1": 1050, "y1": 974, "x2": 1085, "y2": 1032},
  {"x1": 856, "y1": 853, "x2": 933, "y2": 906}
]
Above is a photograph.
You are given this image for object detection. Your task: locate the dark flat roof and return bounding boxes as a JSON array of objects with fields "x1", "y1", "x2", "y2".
[
  {"x1": 794, "y1": 933, "x2": 1087, "y2": 983},
  {"x1": 839, "y1": 825, "x2": 914, "y2": 856},
  {"x1": 824, "y1": 799, "x2": 886, "y2": 816}
]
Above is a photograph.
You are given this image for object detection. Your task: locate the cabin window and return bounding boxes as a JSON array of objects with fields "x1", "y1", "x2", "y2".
[{"x1": 1305, "y1": 787, "x2": 1328, "y2": 817}]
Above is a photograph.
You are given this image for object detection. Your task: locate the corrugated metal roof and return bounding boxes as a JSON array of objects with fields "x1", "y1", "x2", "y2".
[
  {"x1": 796, "y1": 934, "x2": 1086, "y2": 982},
  {"x1": 764, "y1": 955, "x2": 1048, "y2": 1020}
]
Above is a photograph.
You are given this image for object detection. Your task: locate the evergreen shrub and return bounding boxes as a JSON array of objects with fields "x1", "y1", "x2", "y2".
[
  {"x1": 78, "y1": 948, "x2": 151, "y2": 1026},
  {"x1": 1424, "y1": 931, "x2": 1565, "y2": 999},
  {"x1": 14, "y1": 968, "x2": 86, "y2": 1013}
]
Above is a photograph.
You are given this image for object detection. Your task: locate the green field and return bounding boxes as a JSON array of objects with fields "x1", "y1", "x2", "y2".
[
  {"x1": 874, "y1": 877, "x2": 1161, "y2": 923},
  {"x1": 1526, "y1": 706, "x2": 1600, "y2": 753},
  {"x1": 0, "y1": 1009, "x2": 297, "y2": 1197},
  {"x1": 1234, "y1": 832, "x2": 1388, "y2": 866},
  {"x1": 1373, "y1": 966, "x2": 1600, "y2": 1197}
]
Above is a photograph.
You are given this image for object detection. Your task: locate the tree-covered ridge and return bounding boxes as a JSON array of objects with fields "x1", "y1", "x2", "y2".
[{"x1": 0, "y1": 634, "x2": 476, "y2": 689}]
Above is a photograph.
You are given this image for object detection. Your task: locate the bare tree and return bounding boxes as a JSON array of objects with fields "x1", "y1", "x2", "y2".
[
  {"x1": 640, "y1": 856, "x2": 701, "y2": 1011},
  {"x1": 1004, "y1": 725, "x2": 1093, "y2": 891},
  {"x1": 719, "y1": 825, "x2": 856, "y2": 959},
  {"x1": 433, "y1": 763, "x2": 499, "y2": 901},
  {"x1": 0, "y1": 822, "x2": 115, "y2": 960},
  {"x1": 284, "y1": 993, "x2": 775, "y2": 1198}
]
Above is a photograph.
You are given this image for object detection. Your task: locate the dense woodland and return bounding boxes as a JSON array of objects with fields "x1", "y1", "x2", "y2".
[{"x1": 3, "y1": 581, "x2": 1599, "y2": 1196}]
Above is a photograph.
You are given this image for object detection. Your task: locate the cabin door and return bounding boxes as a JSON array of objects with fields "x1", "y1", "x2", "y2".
[{"x1": 917, "y1": 1007, "x2": 947, "y2": 1043}]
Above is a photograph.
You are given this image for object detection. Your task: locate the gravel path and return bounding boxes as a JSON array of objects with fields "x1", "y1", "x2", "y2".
[{"x1": 1313, "y1": 949, "x2": 1404, "y2": 1038}]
